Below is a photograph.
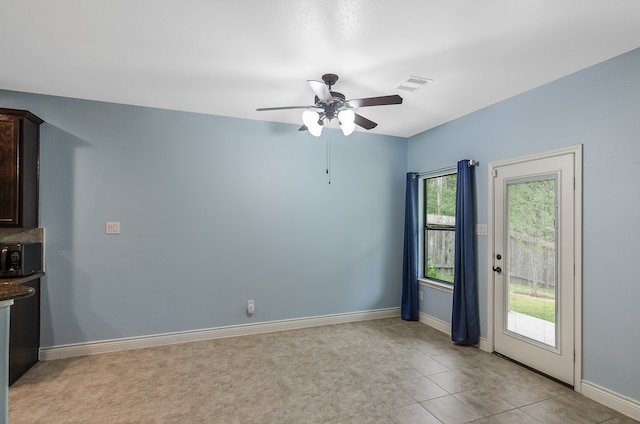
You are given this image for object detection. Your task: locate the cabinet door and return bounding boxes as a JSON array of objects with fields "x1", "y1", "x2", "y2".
[
  {"x1": 0, "y1": 115, "x2": 20, "y2": 225},
  {"x1": 9, "y1": 278, "x2": 41, "y2": 386}
]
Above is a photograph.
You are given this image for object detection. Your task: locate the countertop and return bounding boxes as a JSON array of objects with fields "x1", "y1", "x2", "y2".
[{"x1": 0, "y1": 272, "x2": 44, "y2": 302}]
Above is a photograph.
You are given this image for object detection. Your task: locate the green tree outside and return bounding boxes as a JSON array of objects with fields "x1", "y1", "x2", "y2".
[
  {"x1": 507, "y1": 177, "x2": 557, "y2": 321},
  {"x1": 426, "y1": 174, "x2": 456, "y2": 216}
]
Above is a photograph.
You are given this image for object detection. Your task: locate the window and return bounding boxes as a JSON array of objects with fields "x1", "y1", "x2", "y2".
[{"x1": 423, "y1": 172, "x2": 457, "y2": 284}]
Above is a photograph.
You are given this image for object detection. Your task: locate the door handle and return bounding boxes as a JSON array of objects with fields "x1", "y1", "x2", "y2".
[{"x1": 492, "y1": 266, "x2": 502, "y2": 273}]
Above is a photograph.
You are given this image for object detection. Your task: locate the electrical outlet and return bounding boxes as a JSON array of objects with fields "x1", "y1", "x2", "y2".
[
  {"x1": 105, "y1": 222, "x2": 120, "y2": 234},
  {"x1": 247, "y1": 299, "x2": 255, "y2": 315}
]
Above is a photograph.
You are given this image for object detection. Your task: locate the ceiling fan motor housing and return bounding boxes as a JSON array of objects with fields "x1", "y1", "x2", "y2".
[
  {"x1": 322, "y1": 73, "x2": 339, "y2": 88},
  {"x1": 315, "y1": 91, "x2": 346, "y2": 120}
]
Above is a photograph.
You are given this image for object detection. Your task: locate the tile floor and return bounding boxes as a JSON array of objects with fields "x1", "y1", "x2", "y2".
[{"x1": 8, "y1": 318, "x2": 639, "y2": 423}]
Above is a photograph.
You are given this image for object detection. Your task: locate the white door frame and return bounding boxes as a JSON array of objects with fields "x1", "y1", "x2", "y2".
[{"x1": 487, "y1": 144, "x2": 583, "y2": 392}]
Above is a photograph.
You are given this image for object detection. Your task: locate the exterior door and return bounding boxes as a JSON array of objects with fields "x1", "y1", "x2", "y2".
[{"x1": 491, "y1": 147, "x2": 580, "y2": 386}]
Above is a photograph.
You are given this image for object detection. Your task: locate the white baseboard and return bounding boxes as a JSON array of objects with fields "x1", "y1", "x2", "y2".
[
  {"x1": 40, "y1": 308, "x2": 400, "y2": 361},
  {"x1": 581, "y1": 380, "x2": 640, "y2": 421},
  {"x1": 418, "y1": 312, "x2": 489, "y2": 352}
]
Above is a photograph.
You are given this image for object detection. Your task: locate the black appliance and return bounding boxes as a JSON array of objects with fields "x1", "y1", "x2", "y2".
[{"x1": 0, "y1": 242, "x2": 42, "y2": 277}]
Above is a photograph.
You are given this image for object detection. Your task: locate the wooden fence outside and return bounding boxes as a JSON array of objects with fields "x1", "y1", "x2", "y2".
[{"x1": 427, "y1": 214, "x2": 556, "y2": 288}]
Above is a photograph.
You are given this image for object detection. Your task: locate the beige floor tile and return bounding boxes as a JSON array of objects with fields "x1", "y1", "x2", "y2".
[
  {"x1": 421, "y1": 394, "x2": 484, "y2": 423},
  {"x1": 387, "y1": 403, "x2": 441, "y2": 424},
  {"x1": 600, "y1": 416, "x2": 640, "y2": 424},
  {"x1": 397, "y1": 376, "x2": 449, "y2": 402},
  {"x1": 89, "y1": 410, "x2": 142, "y2": 423},
  {"x1": 365, "y1": 382, "x2": 416, "y2": 411},
  {"x1": 34, "y1": 396, "x2": 98, "y2": 423},
  {"x1": 453, "y1": 387, "x2": 516, "y2": 417},
  {"x1": 337, "y1": 415, "x2": 394, "y2": 424},
  {"x1": 9, "y1": 404, "x2": 49, "y2": 424},
  {"x1": 407, "y1": 353, "x2": 451, "y2": 376},
  {"x1": 487, "y1": 378, "x2": 569, "y2": 408},
  {"x1": 426, "y1": 368, "x2": 482, "y2": 393},
  {"x1": 469, "y1": 408, "x2": 543, "y2": 424},
  {"x1": 521, "y1": 392, "x2": 620, "y2": 424}
]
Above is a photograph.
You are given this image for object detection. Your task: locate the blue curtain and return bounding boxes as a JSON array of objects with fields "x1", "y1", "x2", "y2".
[
  {"x1": 401, "y1": 172, "x2": 419, "y2": 321},
  {"x1": 451, "y1": 160, "x2": 480, "y2": 345}
]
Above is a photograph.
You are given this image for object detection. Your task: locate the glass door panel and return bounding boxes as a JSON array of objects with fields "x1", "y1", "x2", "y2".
[{"x1": 505, "y1": 177, "x2": 558, "y2": 348}]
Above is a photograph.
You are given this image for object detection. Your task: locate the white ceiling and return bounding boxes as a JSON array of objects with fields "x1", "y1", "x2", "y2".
[{"x1": 2, "y1": 1, "x2": 640, "y2": 138}]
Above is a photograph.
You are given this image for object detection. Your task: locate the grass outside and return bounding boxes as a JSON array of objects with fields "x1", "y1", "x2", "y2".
[
  {"x1": 509, "y1": 282, "x2": 556, "y2": 323},
  {"x1": 426, "y1": 267, "x2": 454, "y2": 284}
]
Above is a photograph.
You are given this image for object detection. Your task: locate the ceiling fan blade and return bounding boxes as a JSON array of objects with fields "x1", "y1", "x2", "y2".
[
  {"x1": 298, "y1": 125, "x2": 308, "y2": 132},
  {"x1": 308, "y1": 80, "x2": 333, "y2": 103},
  {"x1": 256, "y1": 105, "x2": 317, "y2": 111},
  {"x1": 354, "y1": 113, "x2": 378, "y2": 130},
  {"x1": 347, "y1": 95, "x2": 403, "y2": 108}
]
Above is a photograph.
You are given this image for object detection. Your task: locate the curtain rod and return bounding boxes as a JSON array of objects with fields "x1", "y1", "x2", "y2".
[{"x1": 412, "y1": 159, "x2": 477, "y2": 178}]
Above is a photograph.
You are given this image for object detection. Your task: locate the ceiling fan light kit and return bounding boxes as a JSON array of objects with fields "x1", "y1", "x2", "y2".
[
  {"x1": 338, "y1": 110, "x2": 356, "y2": 136},
  {"x1": 302, "y1": 110, "x2": 323, "y2": 137},
  {"x1": 257, "y1": 73, "x2": 403, "y2": 136}
]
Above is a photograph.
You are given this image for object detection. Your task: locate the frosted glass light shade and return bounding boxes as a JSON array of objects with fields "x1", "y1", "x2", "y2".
[
  {"x1": 338, "y1": 110, "x2": 356, "y2": 136},
  {"x1": 302, "y1": 110, "x2": 322, "y2": 137}
]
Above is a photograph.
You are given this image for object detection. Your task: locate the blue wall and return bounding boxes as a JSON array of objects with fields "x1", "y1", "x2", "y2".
[
  {"x1": 409, "y1": 48, "x2": 640, "y2": 402},
  {"x1": 0, "y1": 90, "x2": 407, "y2": 346}
]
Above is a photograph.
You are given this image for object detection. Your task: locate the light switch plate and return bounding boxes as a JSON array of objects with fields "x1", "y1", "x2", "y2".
[
  {"x1": 106, "y1": 222, "x2": 120, "y2": 234},
  {"x1": 475, "y1": 224, "x2": 488, "y2": 235}
]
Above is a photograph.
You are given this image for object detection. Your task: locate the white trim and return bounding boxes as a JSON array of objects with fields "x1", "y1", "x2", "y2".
[
  {"x1": 416, "y1": 166, "x2": 457, "y2": 282},
  {"x1": 582, "y1": 380, "x2": 640, "y2": 421},
  {"x1": 487, "y1": 160, "x2": 496, "y2": 353},
  {"x1": 418, "y1": 312, "x2": 489, "y2": 352},
  {"x1": 487, "y1": 144, "x2": 583, "y2": 390},
  {"x1": 419, "y1": 312, "x2": 451, "y2": 335},
  {"x1": 479, "y1": 337, "x2": 490, "y2": 353},
  {"x1": 0, "y1": 300, "x2": 13, "y2": 308},
  {"x1": 573, "y1": 145, "x2": 583, "y2": 393},
  {"x1": 489, "y1": 144, "x2": 583, "y2": 168},
  {"x1": 39, "y1": 308, "x2": 400, "y2": 361},
  {"x1": 418, "y1": 279, "x2": 453, "y2": 294}
]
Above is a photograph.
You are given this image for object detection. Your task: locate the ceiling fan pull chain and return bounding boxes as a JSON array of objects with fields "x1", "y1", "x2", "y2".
[{"x1": 326, "y1": 134, "x2": 331, "y2": 184}]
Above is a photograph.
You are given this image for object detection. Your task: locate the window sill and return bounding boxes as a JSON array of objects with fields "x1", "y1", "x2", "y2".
[{"x1": 418, "y1": 278, "x2": 453, "y2": 294}]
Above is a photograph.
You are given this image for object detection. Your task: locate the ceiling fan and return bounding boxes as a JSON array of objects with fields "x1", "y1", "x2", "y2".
[{"x1": 256, "y1": 73, "x2": 403, "y2": 136}]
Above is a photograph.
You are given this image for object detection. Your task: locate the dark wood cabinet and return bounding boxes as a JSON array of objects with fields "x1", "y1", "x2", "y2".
[
  {"x1": 8, "y1": 278, "x2": 41, "y2": 385},
  {"x1": 0, "y1": 108, "x2": 43, "y2": 228},
  {"x1": 1, "y1": 106, "x2": 44, "y2": 384}
]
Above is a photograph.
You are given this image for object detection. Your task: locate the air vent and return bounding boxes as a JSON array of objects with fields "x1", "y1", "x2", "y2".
[{"x1": 397, "y1": 76, "x2": 433, "y2": 91}]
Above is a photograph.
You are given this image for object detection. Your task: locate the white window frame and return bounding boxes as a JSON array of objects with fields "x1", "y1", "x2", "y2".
[{"x1": 417, "y1": 165, "x2": 457, "y2": 294}]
